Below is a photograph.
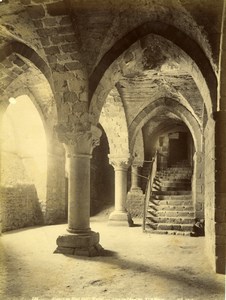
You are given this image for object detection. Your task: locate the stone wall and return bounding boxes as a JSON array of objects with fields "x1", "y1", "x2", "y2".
[
  {"x1": 0, "y1": 152, "x2": 44, "y2": 232},
  {"x1": 204, "y1": 117, "x2": 216, "y2": 269},
  {"x1": 1, "y1": 184, "x2": 43, "y2": 232},
  {"x1": 126, "y1": 193, "x2": 145, "y2": 218}
]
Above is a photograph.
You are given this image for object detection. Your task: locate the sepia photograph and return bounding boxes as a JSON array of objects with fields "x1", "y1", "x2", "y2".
[{"x1": 0, "y1": 0, "x2": 225, "y2": 299}]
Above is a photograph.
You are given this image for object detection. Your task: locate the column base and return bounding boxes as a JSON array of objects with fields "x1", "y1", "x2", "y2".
[
  {"x1": 128, "y1": 187, "x2": 144, "y2": 195},
  {"x1": 54, "y1": 231, "x2": 104, "y2": 256},
  {"x1": 108, "y1": 210, "x2": 134, "y2": 227}
]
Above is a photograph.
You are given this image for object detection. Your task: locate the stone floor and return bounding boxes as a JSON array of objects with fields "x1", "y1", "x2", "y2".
[{"x1": 0, "y1": 217, "x2": 225, "y2": 300}]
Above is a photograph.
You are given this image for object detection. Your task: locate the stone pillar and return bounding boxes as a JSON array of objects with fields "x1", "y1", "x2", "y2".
[
  {"x1": 55, "y1": 127, "x2": 104, "y2": 256},
  {"x1": 129, "y1": 163, "x2": 143, "y2": 195},
  {"x1": 213, "y1": 111, "x2": 226, "y2": 274},
  {"x1": 193, "y1": 151, "x2": 204, "y2": 219},
  {"x1": 108, "y1": 156, "x2": 133, "y2": 226}
]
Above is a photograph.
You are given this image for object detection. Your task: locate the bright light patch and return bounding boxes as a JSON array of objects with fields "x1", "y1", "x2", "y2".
[
  {"x1": 9, "y1": 97, "x2": 17, "y2": 104},
  {"x1": 2, "y1": 95, "x2": 47, "y2": 202}
]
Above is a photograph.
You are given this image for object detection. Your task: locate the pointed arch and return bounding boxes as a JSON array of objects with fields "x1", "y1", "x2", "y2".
[
  {"x1": 129, "y1": 98, "x2": 202, "y2": 154},
  {"x1": 89, "y1": 21, "x2": 216, "y2": 119}
]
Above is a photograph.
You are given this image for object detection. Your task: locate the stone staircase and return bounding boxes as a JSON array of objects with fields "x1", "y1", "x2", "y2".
[{"x1": 145, "y1": 161, "x2": 194, "y2": 235}]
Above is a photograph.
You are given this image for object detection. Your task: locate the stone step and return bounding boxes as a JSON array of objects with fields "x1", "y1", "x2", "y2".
[
  {"x1": 154, "y1": 179, "x2": 191, "y2": 185},
  {"x1": 146, "y1": 215, "x2": 194, "y2": 224},
  {"x1": 154, "y1": 179, "x2": 191, "y2": 184},
  {"x1": 158, "y1": 223, "x2": 193, "y2": 231},
  {"x1": 153, "y1": 194, "x2": 192, "y2": 200},
  {"x1": 148, "y1": 204, "x2": 194, "y2": 211},
  {"x1": 146, "y1": 222, "x2": 193, "y2": 231},
  {"x1": 144, "y1": 227, "x2": 191, "y2": 236},
  {"x1": 157, "y1": 168, "x2": 192, "y2": 172},
  {"x1": 153, "y1": 190, "x2": 191, "y2": 195},
  {"x1": 157, "y1": 172, "x2": 192, "y2": 176},
  {"x1": 151, "y1": 199, "x2": 193, "y2": 206},
  {"x1": 153, "y1": 182, "x2": 191, "y2": 188},
  {"x1": 152, "y1": 186, "x2": 191, "y2": 192},
  {"x1": 156, "y1": 179, "x2": 192, "y2": 183},
  {"x1": 147, "y1": 210, "x2": 195, "y2": 217}
]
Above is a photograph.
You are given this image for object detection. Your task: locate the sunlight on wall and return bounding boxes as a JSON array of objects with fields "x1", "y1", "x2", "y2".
[{"x1": 1, "y1": 95, "x2": 47, "y2": 203}]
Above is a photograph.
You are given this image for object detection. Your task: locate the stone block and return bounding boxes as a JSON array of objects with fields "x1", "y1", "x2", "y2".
[
  {"x1": 43, "y1": 18, "x2": 57, "y2": 27},
  {"x1": 215, "y1": 209, "x2": 226, "y2": 222},
  {"x1": 55, "y1": 231, "x2": 103, "y2": 257},
  {"x1": 61, "y1": 43, "x2": 78, "y2": 53},
  {"x1": 63, "y1": 91, "x2": 79, "y2": 103},
  {"x1": 58, "y1": 26, "x2": 74, "y2": 35},
  {"x1": 33, "y1": 20, "x2": 43, "y2": 28},
  {"x1": 216, "y1": 235, "x2": 226, "y2": 245},
  {"x1": 65, "y1": 62, "x2": 82, "y2": 71},
  {"x1": 215, "y1": 193, "x2": 226, "y2": 209},
  {"x1": 32, "y1": 0, "x2": 49, "y2": 3},
  {"x1": 195, "y1": 202, "x2": 203, "y2": 211},
  {"x1": 215, "y1": 256, "x2": 226, "y2": 274},
  {"x1": 59, "y1": 16, "x2": 71, "y2": 25},
  {"x1": 51, "y1": 63, "x2": 65, "y2": 72},
  {"x1": 44, "y1": 46, "x2": 60, "y2": 55},
  {"x1": 215, "y1": 244, "x2": 226, "y2": 258},
  {"x1": 215, "y1": 223, "x2": 226, "y2": 236},
  {"x1": 46, "y1": 1, "x2": 67, "y2": 16},
  {"x1": 40, "y1": 37, "x2": 50, "y2": 47},
  {"x1": 27, "y1": 5, "x2": 45, "y2": 19},
  {"x1": 37, "y1": 28, "x2": 57, "y2": 38},
  {"x1": 21, "y1": 0, "x2": 31, "y2": 4},
  {"x1": 57, "y1": 231, "x2": 99, "y2": 248}
]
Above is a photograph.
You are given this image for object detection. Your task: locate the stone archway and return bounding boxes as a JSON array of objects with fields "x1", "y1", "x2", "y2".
[
  {"x1": 89, "y1": 22, "x2": 216, "y2": 119},
  {"x1": 129, "y1": 99, "x2": 204, "y2": 221},
  {"x1": 0, "y1": 95, "x2": 47, "y2": 231},
  {"x1": 129, "y1": 98, "x2": 202, "y2": 154},
  {"x1": 0, "y1": 43, "x2": 66, "y2": 231}
]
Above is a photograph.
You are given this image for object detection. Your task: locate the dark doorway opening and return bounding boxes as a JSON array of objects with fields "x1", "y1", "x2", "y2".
[{"x1": 168, "y1": 132, "x2": 188, "y2": 166}]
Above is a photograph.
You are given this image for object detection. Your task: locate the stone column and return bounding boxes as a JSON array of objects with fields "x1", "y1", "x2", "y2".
[
  {"x1": 129, "y1": 162, "x2": 143, "y2": 195},
  {"x1": 108, "y1": 156, "x2": 133, "y2": 226},
  {"x1": 55, "y1": 126, "x2": 103, "y2": 256},
  {"x1": 193, "y1": 151, "x2": 204, "y2": 219}
]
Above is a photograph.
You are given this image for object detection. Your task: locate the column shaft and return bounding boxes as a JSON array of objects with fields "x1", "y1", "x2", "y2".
[
  {"x1": 108, "y1": 156, "x2": 133, "y2": 226},
  {"x1": 114, "y1": 167, "x2": 127, "y2": 212},
  {"x1": 68, "y1": 155, "x2": 91, "y2": 233},
  {"x1": 131, "y1": 165, "x2": 139, "y2": 189}
]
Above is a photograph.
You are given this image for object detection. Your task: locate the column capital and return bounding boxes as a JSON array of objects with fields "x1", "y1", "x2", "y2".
[
  {"x1": 55, "y1": 124, "x2": 101, "y2": 156},
  {"x1": 108, "y1": 154, "x2": 131, "y2": 170},
  {"x1": 131, "y1": 161, "x2": 144, "y2": 168}
]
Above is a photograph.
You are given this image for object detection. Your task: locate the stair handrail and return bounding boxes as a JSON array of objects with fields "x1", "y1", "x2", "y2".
[{"x1": 142, "y1": 150, "x2": 158, "y2": 231}]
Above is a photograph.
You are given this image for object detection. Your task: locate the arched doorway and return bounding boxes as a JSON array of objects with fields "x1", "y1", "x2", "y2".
[{"x1": 0, "y1": 95, "x2": 47, "y2": 231}]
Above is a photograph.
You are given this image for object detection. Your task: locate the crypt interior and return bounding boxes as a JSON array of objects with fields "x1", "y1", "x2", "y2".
[{"x1": 0, "y1": 0, "x2": 226, "y2": 299}]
